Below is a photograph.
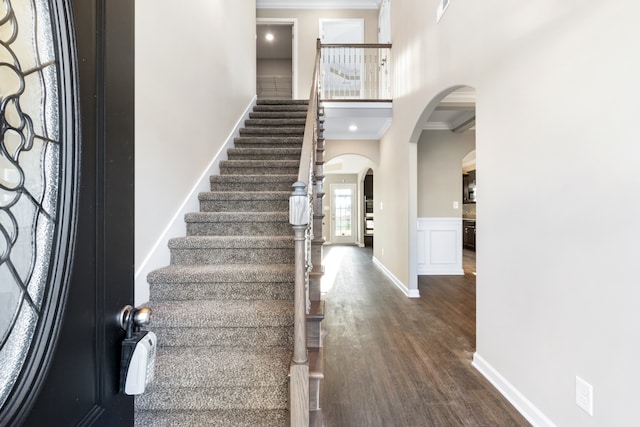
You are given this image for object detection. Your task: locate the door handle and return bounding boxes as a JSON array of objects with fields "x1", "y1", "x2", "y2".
[{"x1": 119, "y1": 305, "x2": 152, "y2": 331}]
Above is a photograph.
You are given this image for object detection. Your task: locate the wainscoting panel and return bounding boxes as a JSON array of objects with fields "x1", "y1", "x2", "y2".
[{"x1": 417, "y1": 218, "x2": 464, "y2": 275}]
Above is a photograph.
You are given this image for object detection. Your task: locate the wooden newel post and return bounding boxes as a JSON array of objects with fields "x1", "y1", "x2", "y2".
[{"x1": 289, "y1": 181, "x2": 309, "y2": 426}]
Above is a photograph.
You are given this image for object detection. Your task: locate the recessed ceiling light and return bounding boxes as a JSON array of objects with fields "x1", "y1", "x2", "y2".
[
  {"x1": 265, "y1": 33, "x2": 274, "y2": 42},
  {"x1": 349, "y1": 124, "x2": 358, "y2": 132}
]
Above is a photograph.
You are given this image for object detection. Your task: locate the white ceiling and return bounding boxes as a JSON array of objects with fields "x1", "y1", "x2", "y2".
[
  {"x1": 257, "y1": 0, "x2": 381, "y2": 9},
  {"x1": 422, "y1": 87, "x2": 476, "y2": 132},
  {"x1": 323, "y1": 102, "x2": 392, "y2": 140}
]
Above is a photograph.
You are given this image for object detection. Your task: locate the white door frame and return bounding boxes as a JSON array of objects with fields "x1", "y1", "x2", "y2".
[
  {"x1": 378, "y1": 0, "x2": 391, "y2": 43},
  {"x1": 256, "y1": 18, "x2": 298, "y2": 99},
  {"x1": 330, "y1": 183, "x2": 357, "y2": 245}
]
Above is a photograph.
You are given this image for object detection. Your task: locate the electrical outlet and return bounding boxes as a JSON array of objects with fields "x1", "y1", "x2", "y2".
[
  {"x1": 453, "y1": 201, "x2": 459, "y2": 209},
  {"x1": 576, "y1": 376, "x2": 594, "y2": 416}
]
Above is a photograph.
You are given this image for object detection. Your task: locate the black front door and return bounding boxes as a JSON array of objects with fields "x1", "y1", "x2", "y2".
[{"x1": 0, "y1": 0, "x2": 134, "y2": 425}]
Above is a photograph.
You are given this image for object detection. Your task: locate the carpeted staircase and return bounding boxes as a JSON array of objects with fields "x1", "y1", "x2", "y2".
[{"x1": 135, "y1": 99, "x2": 310, "y2": 427}]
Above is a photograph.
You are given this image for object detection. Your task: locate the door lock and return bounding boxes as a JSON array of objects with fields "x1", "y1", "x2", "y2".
[{"x1": 119, "y1": 305, "x2": 156, "y2": 395}]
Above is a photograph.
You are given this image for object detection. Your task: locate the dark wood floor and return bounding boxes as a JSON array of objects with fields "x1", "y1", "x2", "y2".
[{"x1": 319, "y1": 246, "x2": 530, "y2": 427}]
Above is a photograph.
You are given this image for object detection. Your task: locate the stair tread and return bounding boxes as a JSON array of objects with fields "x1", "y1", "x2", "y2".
[
  {"x1": 135, "y1": 384, "x2": 288, "y2": 411},
  {"x1": 245, "y1": 119, "x2": 306, "y2": 126},
  {"x1": 252, "y1": 105, "x2": 308, "y2": 112},
  {"x1": 134, "y1": 409, "x2": 288, "y2": 427},
  {"x1": 150, "y1": 299, "x2": 294, "y2": 328},
  {"x1": 221, "y1": 159, "x2": 300, "y2": 166},
  {"x1": 240, "y1": 126, "x2": 304, "y2": 130},
  {"x1": 234, "y1": 136, "x2": 303, "y2": 142},
  {"x1": 168, "y1": 235, "x2": 293, "y2": 249},
  {"x1": 250, "y1": 111, "x2": 307, "y2": 118},
  {"x1": 227, "y1": 148, "x2": 302, "y2": 154},
  {"x1": 199, "y1": 191, "x2": 290, "y2": 200},
  {"x1": 148, "y1": 263, "x2": 294, "y2": 284},
  {"x1": 184, "y1": 212, "x2": 289, "y2": 223},
  {"x1": 257, "y1": 99, "x2": 309, "y2": 105},
  {"x1": 210, "y1": 174, "x2": 297, "y2": 182},
  {"x1": 150, "y1": 346, "x2": 291, "y2": 387}
]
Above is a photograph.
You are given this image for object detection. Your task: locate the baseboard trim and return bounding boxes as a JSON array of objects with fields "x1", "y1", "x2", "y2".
[
  {"x1": 134, "y1": 96, "x2": 257, "y2": 306},
  {"x1": 372, "y1": 256, "x2": 420, "y2": 298},
  {"x1": 417, "y1": 266, "x2": 464, "y2": 275},
  {"x1": 472, "y1": 353, "x2": 557, "y2": 427}
]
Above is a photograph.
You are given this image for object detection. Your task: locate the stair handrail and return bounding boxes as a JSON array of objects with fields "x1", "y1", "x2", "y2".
[{"x1": 289, "y1": 39, "x2": 322, "y2": 427}]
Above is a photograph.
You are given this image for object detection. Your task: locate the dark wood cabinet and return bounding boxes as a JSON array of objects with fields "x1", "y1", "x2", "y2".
[
  {"x1": 364, "y1": 174, "x2": 374, "y2": 247},
  {"x1": 462, "y1": 170, "x2": 476, "y2": 204},
  {"x1": 463, "y1": 220, "x2": 476, "y2": 250}
]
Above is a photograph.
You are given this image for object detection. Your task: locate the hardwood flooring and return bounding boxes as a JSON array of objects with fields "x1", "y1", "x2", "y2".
[{"x1": 319, "y1": 246, "x2": 529, "y2": 427}]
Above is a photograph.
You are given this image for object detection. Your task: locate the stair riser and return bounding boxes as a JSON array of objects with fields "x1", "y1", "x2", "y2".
[
  {"x1": 154, "y1": 326, "x2": 294, "y2": 347},
  {"x1": 210, "y1": 181, "x2": 295, "y2": 192},
  {"x1": 200, "y1": 200, "x2": 289, "y2": 212},
  {"x1": 234, "y1": 142, "x2": 303, "y2": 149},
  {"x1": 227, "y1": 153, "x2": 301, "y2": 161},
  {"x1": 257, "y1": 99, "x2": 309, "y2": 105},
  {"x1": 170, "y1": 248, "x2": 294, "y2": 265},
  {"x1": 250, "y1": 112, "x2": 307, "y2": 119},
  {"x1": 239, "y1": 128, "x2": 304, "y2": 136},
  {"x1": 253, "y1": 105, "x2": 308, "y2": 112},
  {"x1": 245, "y1": 119, "x2": 306, "y2": 127},
  {"x1": 134, "y1": 410, "x2": 288, "y2": 427},
  {"x1": 221, "y1": 166, "x2": 299, "y2": 175},
  {"x1": 135, "y1": 386, "x2": 288, "y2": 411},
  {"x1": 187, "y1": 222, "x2": 292, "y2": 236},
  {"x1": 150, "y1": 282, "x2": 294, "y2": 301},
  {"x1": 234, "y1": 136, "x2": 303, "y2": 146}
]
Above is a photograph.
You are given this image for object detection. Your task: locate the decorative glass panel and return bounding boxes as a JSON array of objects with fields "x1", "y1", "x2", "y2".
[
  {"x1": 0, "y1": 0, "x2": 61, "y2": 409},
  {"x1": 334, "y1": 188, "x2": 353, "y2": 237}
]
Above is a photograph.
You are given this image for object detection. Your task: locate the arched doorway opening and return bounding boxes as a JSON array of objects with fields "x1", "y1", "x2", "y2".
[
  {"x1": 408, "y1": 86, "x2": 476, "y2": 287},
  {"x1": 324, "y1": 154, "x2": 376, "y2": 247}
]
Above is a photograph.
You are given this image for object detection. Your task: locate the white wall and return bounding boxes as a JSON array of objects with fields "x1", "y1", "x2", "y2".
[
  {"x1": 257, "y1": 59, "x2": 292, "y2": 77},
  {"x1": 417, "y1": 130, "x2": 475, "y2": 218},
  {"x1": 380, "y1": 0, "x2": 640, "y2": 425},
  {"x1": 135, "y1": 1, "x2": 257, "y2": 303}
]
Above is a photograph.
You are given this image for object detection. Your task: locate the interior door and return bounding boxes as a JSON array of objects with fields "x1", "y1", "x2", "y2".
[
  {"x1": 0, "y1": 0, "x2": 135, "y2": 425},
  {"x1": 331, "y1": 184, "x2": 357, "y2": 245}
]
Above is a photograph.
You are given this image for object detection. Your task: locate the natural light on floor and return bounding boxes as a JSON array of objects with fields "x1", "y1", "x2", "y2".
[{"x1": 321, "y1": 247, "x2": 346, "y2": 293}]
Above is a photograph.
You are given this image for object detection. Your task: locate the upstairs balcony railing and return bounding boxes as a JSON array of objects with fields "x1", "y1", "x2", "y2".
[{"x1": 319, "y1": 42, "x2": 392, "y2": 101}]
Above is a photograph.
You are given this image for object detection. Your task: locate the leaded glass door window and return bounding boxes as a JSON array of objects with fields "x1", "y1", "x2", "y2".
[
  {"x1": 0, "y1": 0, "x2": 79, "y2": 420},
  {"x1": 331, "y1": 184, "x2": 356, "y2": 244}
]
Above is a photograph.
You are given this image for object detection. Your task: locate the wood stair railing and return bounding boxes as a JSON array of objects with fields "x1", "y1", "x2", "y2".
[{"x1": 289, "y1": 40, "x2": 324, "y2": 427}]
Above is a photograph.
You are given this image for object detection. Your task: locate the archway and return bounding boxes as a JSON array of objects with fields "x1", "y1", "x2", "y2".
[
  {"x1": 324, "y1": 154, "x2": 376, "y2": 247},
  {"x1": 408, "y1": 86, "x2": 476, "y2": 289}
]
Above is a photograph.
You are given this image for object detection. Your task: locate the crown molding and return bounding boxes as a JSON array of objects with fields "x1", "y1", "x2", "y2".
[{"x1": 257, "y1": 0, "x2": 381, "y2": 10}]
